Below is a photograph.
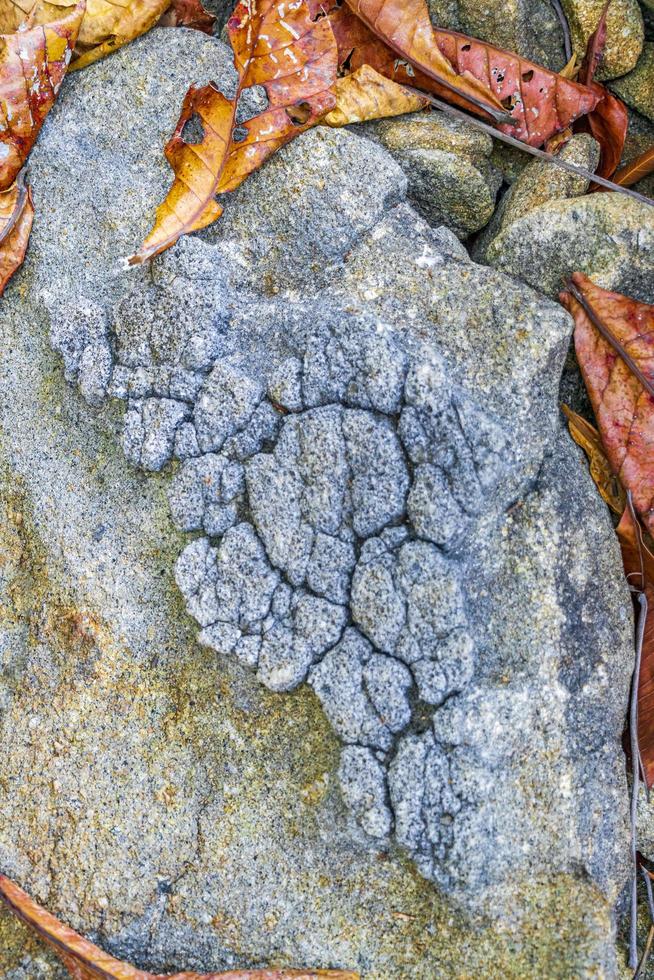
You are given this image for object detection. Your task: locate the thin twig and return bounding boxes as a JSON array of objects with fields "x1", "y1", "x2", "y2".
[
  {"x1": 549, "y1": 0, "x2": 572, "y2": 62},
  {"x1": 565, "y1": 281, "x2": 654, "y2": 400},
  {"x1": 642, "y1": 866, "x2": 654, "y2": 923},
  {"x1": 635, "y1": 924, "x2": 654, "y2": 979},
  {"x1": 0, "y1": 169, "x2": 28, "y2": 248},
  {"x1": 405, "y1": 89, "x2": 654, "y2": 208}
]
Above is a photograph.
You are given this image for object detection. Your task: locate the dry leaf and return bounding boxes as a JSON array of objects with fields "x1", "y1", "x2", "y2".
[
  {"x1": 0, "y1": 1, "x2": 84, "y2": 190},
  {"x1": 324, "y1": 64, "x2": 429, "y2": 125},
  {"x1": 0, "y1": 873, "x2": 359, "y2": 979},
  {"x1": 342, "y1": 0, "x2": 506, "y2": 121},
  {"x1": 324, "y1": 1, "x2": 600, "y2": 146},
  {"x1": 560, "y1": 273, "x2": 654, "y2": 537},
  {"x1": 613, "y1": 146, "x2": 654, "y2": 187},
  {"x1": 71, "y1": 0, "x2": 172, "y2": 70},
  {"x1": 617, "y1": 506, "x2": 654, "y2": 788},
  {"x1": 0, "y1": 170, "x2": 34, "y2": 294},
  {"x1": 562, "y1": 404, "x2": 626, "y2": 514},
  {"x1": 559, "y1": 53, "x2": 579, "y2": 80},
  {"x1": 158, "y1": 0, "x2": 215, "y2": 34},
  {"x1": 128, "y1": 0, "x2": 338, "y2": 264}
]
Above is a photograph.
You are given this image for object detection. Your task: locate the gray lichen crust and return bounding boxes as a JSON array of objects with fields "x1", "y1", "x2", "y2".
[{"x1": 35, "y1": 27, "x2": 632, "y2": 922}]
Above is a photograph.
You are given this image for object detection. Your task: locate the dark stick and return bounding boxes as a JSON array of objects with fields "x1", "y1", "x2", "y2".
[
  {"x1": 565, "y1": 281, "x2": 654, "y2": 400},
  {"x1": 405, "y1": 89, "x2": 654, "y2": 208},
  {"x1": 630, "y1": 587, "x2": 648, "y2": 969},
  {"x1": 549, "y1": 0, "x2": 573, "y2": 62},
  {"x1": 0, "y1": 169, "x2": 28, "y2": 248},
  {"x1": 635, "y1": 924, "x2": 654, "y2": 979}
]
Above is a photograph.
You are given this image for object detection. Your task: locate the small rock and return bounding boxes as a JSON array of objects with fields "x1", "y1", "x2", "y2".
[
  {"x1": 363, "y1": 111, "x2": 502, "y2": 238},
  {"x1": 610, "y1": 42, "x2": 654, "y2": 121}
]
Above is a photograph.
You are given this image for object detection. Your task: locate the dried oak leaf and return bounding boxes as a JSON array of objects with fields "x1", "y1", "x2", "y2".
[
  {"x1": 560, "y1": 272, "x2": 654, "y2": 536},
  {"x1": 0, "y1": 1, "x2": 84, "y2": 190},
  {"x1": 324, "y1": 63, "x2": 429, "y2": 125},
  {"x1": 613, "y1": 146, "x2": 654, "y2": 188},
  {"x1": 576, "y1": 1, "x2": 627, "y2": 180},
  {"x1": 128, "y1": 0, "x2": 338, "y2": 264},
  {"x1": 562, "y1": 404, "x2": 626, "y2": 514},
  {"x1": 158, "y1": 0, "x2": 216, "y2": 35},
  {"x1": 0, "y1": 169, "x2": 34, "y2": 294},
  {"x1": 617, "y1": 505, "x2": 654, "y2": 789},
  {"x1": 324, "y1": 0, "x2": 600, "y2": 146},
  {"x1": 0, "y1": 873, "x2": 359, "y2": 979}
]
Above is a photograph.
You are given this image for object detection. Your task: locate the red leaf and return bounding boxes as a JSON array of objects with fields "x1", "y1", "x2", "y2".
[
  {"x1": 158, "y1": 0, "x2": 216, "y2": 35},
  {"x1": 583, "y1": 82, "x2": 628, "y2": 180},
  {"x1": 326, "y1": 0, "x2": 600, "y2": 146},
  {"x1": 579, "y1": 0, "x2": 610, "y2": 86},
  {"x1": 0, "y1": 1, "x2": 85, "y2": 191},
  {"x1": 0, "y1": 873, "x2": 359, "y2": 980},
  {"x1": 560, "y1": 272, "x2": 654, "y2": 537}
]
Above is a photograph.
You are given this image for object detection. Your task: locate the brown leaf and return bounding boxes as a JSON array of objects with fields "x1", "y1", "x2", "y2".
[
  {"x1": 0, "y1": 170, "x2": 34, "y2": 295},
  {"x1": 158, "y1": 0, "x2": 215, "y2": 34},
  {"x1": 617, "y1": 506, "x2": 654, "y2": 788},
  {"x1": 560, "y1": 272, "x2": 654, "y2": 536},
  {"x1": 613, "y1": 146, "x2": 654, "y2": 187},
  {"x1": 582, "y1": 83, "x2": 628, "y2": 181},
  {"x1": 579, "y1": 0, "x2": 610, "y2": 86},
  {"x1": 561, "y1": 404, "x2": 626, "y2": 514},
  {"x1": 0, "y1": 1, "x2": 84, "y2": 190},
  {"x1": 324, "y1": 64, "x2": 429, "y2": 125},
  {"x1": 128, "y1": 0, "x2": 338, "y2": 264},
  {"x1": 342, "y1": 0, "x2": 507, "y2": 121},
  {"x1": 71, "y1": 0, "x2": 172, "y2": 70},
  {"x1": 325, "y1": 1, "x2": 600, "y2": 146},
  {"x1": 0, "y1": 873, "x2": 359, "y2": 979}
]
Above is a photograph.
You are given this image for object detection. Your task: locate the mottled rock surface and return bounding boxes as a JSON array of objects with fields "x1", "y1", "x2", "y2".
[
  {"x1": 0, "y1": 25, "x2": 637, "y2": 978},
  {"x1": 610, "y1": 42, "x2": 654, "y2": 120}
]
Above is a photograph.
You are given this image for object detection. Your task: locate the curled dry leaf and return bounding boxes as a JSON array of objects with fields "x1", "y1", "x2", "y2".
[
  {"x1": 128, "y1": 0, "x2": 338, "y2": 264},
  {"x1": 0, "y1": 0, "x2": 168, "y2": 71},
  {"x1": 324, "y1": 64, "x2": 429, "y2": 125},
  {"x1": 575, "y1": 0, "x2": 627, "y2": 180},
  {"x1": 0, "y1": 1, "x2": 84, "y2": 190},
  {"x1": 158, "y1": 0, "x2": 215, "y2": 35},
  {"x1": 562, "y1": 404, "x2": 626, "y2": 514},
  {"x1": 560, "y1": 272, "x2": 654, "y2": 536},
  {"x1": 0, "y1": 874, "x2": 359, "y2": 979},
  {"x1": 324, "y1": 0, "x2": 599, "y2": 146},
  {"x1": 0, "y1": 169, "x2": 34, "y2": 294},
  {"x1": 613, "y1": 146, "x2": 654, "y2": 187},
  {"x1": 617, "y1": 506, "x2": 654, "y2": 788}
]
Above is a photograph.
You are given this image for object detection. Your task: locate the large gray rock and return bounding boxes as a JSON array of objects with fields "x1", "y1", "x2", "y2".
[{"x1": 0, "y1": 26, "x2": 635, "y2": 976}]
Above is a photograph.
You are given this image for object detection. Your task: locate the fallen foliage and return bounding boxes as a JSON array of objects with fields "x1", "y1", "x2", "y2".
[
  {"x1": 613, "y1": 146, "x2": 654, "y2": 187},
  {"x1": 0, "y1": 170, "x2": 34, "y2": 294},
  {"x1": 0, "y1": 0, "x2": 84, "y2": 190},
  {"x1": 0, "y1": 874, "x2": 358, "y2": 979},
  {"x1": 158, "y1": 0, "x2": 215, "y2": 34},
  {"x1": 324, "y1": 64, "x2": 429, "y2": 125},
  {"x1": 562, "y1": 405, "x2": 626, "y2": 514},
  {"x1": 129, "y1": 0, "x2": 338, "y2": 263}
]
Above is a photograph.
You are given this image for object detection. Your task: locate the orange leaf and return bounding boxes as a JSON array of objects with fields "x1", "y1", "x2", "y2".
[
  {"x1": 613, "y1": 146, "x2": 654, "y2": 187},
  {"x1": 0, "y1": 169, "x2": 34, "y2": 295},
  {"x1": 617, "y1": 506, "x2": 654, "y2": 788},
  {"x1": 0, "y1": 1, "x2": 84, "y2": 190},
  {"x1": 325, "y1": 0, "x2": 600, "y2": 146},
  {"x1": 0, "y1": 874, "x2": 358, "y2": 980},
  {"x1": 560, "y1": 273, "x2": 654, "y2": 537},
  {"x1": 128, "y1": 0, "x2": 337, "y2": 263},
  {"x1": 158, "y1": 0, "x2": 215, "y2": 34},
  {"x1": 562, "y1": 404, "x2": 626, "y2": 514}
]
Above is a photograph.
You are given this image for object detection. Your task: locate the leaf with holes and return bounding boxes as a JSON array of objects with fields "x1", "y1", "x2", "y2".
[
  {"x1": 323, "y1": 0, "x2": 600, "y2": 146},
  {"x1": 324, "y1": 64, "x2": 429, "y2": 125},
  {"x1": 158, "y1": 0, "x2": 215, "y2": 34},
  {"x1": 0, "y1": 170, "x2": 34, "y2": 295},
  {"x1": 0, "y1": 1, "x2": 84, "y2": 190},
  {"x1": 560, "y1": 273, "x2": 654, "y2": 536},
  {"x1": 575, "y1": 1, "x2": 627, "y2": 180},
  {"x1": 128, "y1": 0, "x2": 338, "y2": 264},
  {"x1": 0, "y1": 873, "x2": 359, "y2": 979}
]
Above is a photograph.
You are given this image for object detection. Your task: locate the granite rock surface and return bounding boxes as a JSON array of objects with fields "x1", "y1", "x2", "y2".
[{"x1": 0, "y1": 25, "x2": 637, "y2": 977}]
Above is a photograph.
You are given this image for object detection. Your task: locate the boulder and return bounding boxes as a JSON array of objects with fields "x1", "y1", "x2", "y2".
[
  {"x1": 610, "y1": 42, "x2": 654, "y2": 122},
  {"x1": 0, "y1": 26, "x2": 635, "y2": 976}
]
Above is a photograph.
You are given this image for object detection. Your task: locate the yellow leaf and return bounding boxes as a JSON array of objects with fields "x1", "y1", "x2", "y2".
[
  {"x1": 324, "y1": 64, "x2": 429, "y2": 126},
  {"x1": 562, "y1": 404, "x2": 626, "y2": 514}
]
